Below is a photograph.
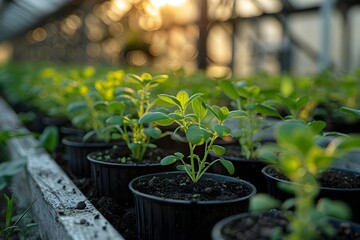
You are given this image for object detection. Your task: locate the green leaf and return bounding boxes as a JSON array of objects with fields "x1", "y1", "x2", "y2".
[
  {"x1": 255, "y1": 104, "x2": 281, "y2": 118},
  {"x1": 174, "y1": 152, "x2": 184, "y2": 159},
  {"x1": 187, "y1": 93, "x2": 204, "y2": 108},
  {"x1": 67, "y1": 101, "x2": 87, "y2": 112},
  {"x1": 152, "y1": 74, "x2": 168, "y2": 83},
  {"x1": 158, "y1": 94, "x2": 181, "y2": 107},
  {"x1": 218, "y1": 106, "x2": 230, "y2": 121},
  {"x1": 211, "y1": 145, "x2": 226, "y2": 155},
  {"x1": 160, "y1": 155, "x2": 178, "y2": 165},
  {"x1": 126, "y1": 73, "x2": 143, "y2": 84},
  {"x1": 236, "y1": 85, "x2": 251, "y2": 98},
  {"x1": 220, "y1": 80, "x2": 238, "y2": 100},
  {"x1": 308, "y1": 120, "x2": 326, "y2": 135},
  {"x1": 340, "y1": 107, "x2": 360, "y2": 119},
  {"x1": 250, "y1": 194, "x2": 281, "y2": 212},
  {"x1": 0, "y1": 130, "x2": 28, "y2": 144},
  {"x1": 176, "y1": 164, "x2": 191, "y2": 172},
  {"x1": 192, "y1": 97, "x2": 207, "y2": 120},
  {"x1": 129, "y1": 142, "x2": 139, "y2": 150},
  {"x1": 186, "y1": 125, "x2": 209, "y2": 145},
  {"x1": 296, "y1": 96, "x2": 309, "y2": 110},
  {"x1": 219, "y1": 158, "x2": 235, "y2": 175},
  {"x1": 277, "y1": 94, "x2": 296, "y2": 111},
  {"x1": 5, "y1": 194, "x2": 13, "y2": 228},
  {"x1": 72, "y1": 113, "x2": 89, "y2": 126},
  {"x1": 114, "y1": 87, "x2": 135, "y2": 96},
  {"x1": 141, "y1": 73, "x2": 152, "y2": 81},
  {"x1": 335, "y1": 136, "x2": 360, "y2": 152},
  {"x1": 205, "y1": 104, "x2": 218, "y2": 119},
  {"x1": 108, "y1": 101, "x2": 125, "y2": 113},
  {"x1": 214, "y1": 125, "x2": 231, "y2": 137},
  {"x1": 256, "y1": 145, "x2": 279, "y2": 164},
  {"x1": 0, "y1": 158, "x2": 26, "y2": 179},
  {"x1": 168, "y1": 113, "x2": 183, "y2": 120},
  {"x1": 317, "y1": 198, "x2": 351, "y2": 220},
  {"x1": 155, "y1": 118, "x2": 174, "y2": 126},
  {"x1": 37, "y1": 126, "x2": 58, "y2": 152},
  {"x1": 228, "y1": 110, "x2": 247, "y2": 118},
  {"x1": 144, "y1": 127, "x2": 162, "y2": 139},
  {"x1": 147, "y1": 143, "x2": 157, "y2": 148},
  {"x1": 106, "y1": 116, "x2": 124, "y2": 125},
  {"x1": 139, "y1": 112, "x2": 169, "y2": 123},
  {"x1": 275, "y1": 120, "x2": 313, "y2": 155},
  {"x1": 94, "y1": 101, "x2": 107, "y2": 110},
  {"x1": 176, "y1": 91, "x2": 189, "y2": 109}
]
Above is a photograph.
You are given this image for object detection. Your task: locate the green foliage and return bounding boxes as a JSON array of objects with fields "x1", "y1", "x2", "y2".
[
  {"x1": 36, "y1": 126, "x2": 59, "y2": 153},
  {"x1": 1, "y1": 195, "x2": 38, "y2": 240},
  {"x1": 0, "y1": 159, "x2": 27, "y2": 191},
  {"x1": 66, "y1": 70, "x2": 125, "y2": 142},
  {"x1": 220, "y1": 80, "x2": 280, "y2": 159},
  {"x1": 340, "y1": 107, "x2": 360, "y2": 119},
  {"x1": 105, "y1": 73, "x2": 169, "y2": 161},
  {"x1": 256, "y1": 119, "x2": 360, "y2": 239},
  {"x1": 0, "y1": 129, "x2": 28, "y2": 191},
  {"x1": 140, "y1": 90, "x2": 242, "y2": 183}
]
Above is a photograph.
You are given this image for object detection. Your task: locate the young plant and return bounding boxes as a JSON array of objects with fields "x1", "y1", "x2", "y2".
[
  {"x1": 220, "y1": 80, "x2": 281, "y2": 159},
  {"x1": 105, "y1": 73, "x2": 169, "y2": 161},
  {"x1": 67, "y1": 70, "x2": 125, "y2": 142},
  {"x1": 257, "y1": 119, "x2": 360, "y2": 239},
  {"x1": 276, "y1": 94, "x2": 310, "y2": 120},
  {"x1": 140, "y1": 90, "x2": 247, "y2": 183}
]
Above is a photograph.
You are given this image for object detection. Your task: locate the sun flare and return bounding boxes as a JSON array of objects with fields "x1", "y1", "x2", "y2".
[{"x1": 150, "y1": 0, "x2": 187, "y2": 8}]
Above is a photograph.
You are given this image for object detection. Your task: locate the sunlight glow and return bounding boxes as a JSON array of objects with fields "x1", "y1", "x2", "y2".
[{"x1": 150, "y1": 0, "x2": 187, "y2": 8}]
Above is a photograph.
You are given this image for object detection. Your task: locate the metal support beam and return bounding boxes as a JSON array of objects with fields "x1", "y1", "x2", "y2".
[{"x1": 319, "y1": 0, "x2": 335, "y2": 71}]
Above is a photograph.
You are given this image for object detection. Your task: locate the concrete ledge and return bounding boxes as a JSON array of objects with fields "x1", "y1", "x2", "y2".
[{"x1": 0, "y1": 98, "x2": 123, "y2": 240}]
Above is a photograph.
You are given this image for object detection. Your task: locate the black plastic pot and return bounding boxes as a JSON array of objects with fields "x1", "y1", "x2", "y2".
[
  {"x1": 87, "y1": 152, "x2": 175, "y2": 206},
  {"x1": 62, "y1": 136, "x2": 122, "y2": 177},
  {"x1": 210, "y1": 144, "x2": 267, "y2": 193},
  {"x1": 262, "y1": 165, "x2": 360, "y2": 223},
  {"x1": 211, "y1": 210, "x2": 360, "y2": 240},
  {"x1": 129, "y1": 172, "x2": 256, "y2": 240},
  {"x1": 59, "y1": 125, "x2": 85, "y2": 138}
]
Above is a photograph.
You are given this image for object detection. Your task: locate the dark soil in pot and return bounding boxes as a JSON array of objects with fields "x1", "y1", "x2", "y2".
[
  {"x1": 262, "y1": 166, "x2": 360, "y2": 222},
  {"x1": 132, "y1": 172, "x2": 252, "y2": 201},
  {"x1": 212, "y1": 210, "x2": 360, "y2": 240},
  {"x1": 62, "y1": 135, "x2": 124, "y2": 177},
  {"x1": 263, "y1": 166, "x2": 360, "y2": 189},
  {"x1": 210, "y1": 144, "x2": 267, "y2": 193},
  {"x1": 87, "y1": 146, "x2": 177, "y2": 206},
  {"x1": 129, "y1": 172, "x2": 256, "y2": 240}
]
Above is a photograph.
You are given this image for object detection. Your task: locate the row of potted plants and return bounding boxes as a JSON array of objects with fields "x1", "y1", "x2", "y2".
[{"x1": 1, "y1": 63, "x2": 360, "y2": 239}]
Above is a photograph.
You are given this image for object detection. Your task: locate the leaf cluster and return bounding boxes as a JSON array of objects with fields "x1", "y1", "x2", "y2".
[
  {"x1": 104, "y1": 73, "x2": 169, "y2": 161},
  {"x1": 220, "y1": 80, "x2": 280, "y2": 159},
  {"x1": 140, "y1": 90, "x2": 246, "y2": 182},
  {"x1": 256, "y1": 119, "x2": 360, "y2": 239}
]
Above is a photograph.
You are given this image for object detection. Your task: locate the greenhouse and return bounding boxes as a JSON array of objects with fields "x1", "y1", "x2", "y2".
[{"x1": 0, "y1": 0, "x2": 360, "y2": 239}]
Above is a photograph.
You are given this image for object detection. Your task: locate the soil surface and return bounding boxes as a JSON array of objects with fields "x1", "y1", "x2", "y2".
[
  {"x1": 89, "y1": 141, "x2": 180, "y2": 164},
  {"x1": 218, "y1": 210, "x2": 360, "y2": 240},
  {"x1": 265, "y1": 167, "x2": 360, "y2": 189},
  {"x1": 131, "y1": 173, "x2": 253, "y2": 201}
]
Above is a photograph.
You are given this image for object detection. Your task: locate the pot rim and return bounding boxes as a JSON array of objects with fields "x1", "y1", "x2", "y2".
[
  {"x1": 87, "y1": 150, "x2": 163, "y2": 167},
  {"x1": 262, "y1": 165, "x2": 360, "y2": 191},
  {"x1": 62, "y1": 135, "x2": 124, "y2": 148},
  {"x1": 211, "y1": 209, "x2": 282, "y2": 240},
  {"x1": 128, "y1": 171, "x2": 257, "y2": 205}
]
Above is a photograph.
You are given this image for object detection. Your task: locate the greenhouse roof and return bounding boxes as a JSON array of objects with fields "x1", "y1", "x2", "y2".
[{"x1": 0, "y1": 0, "x2": 81, "y2": 41}]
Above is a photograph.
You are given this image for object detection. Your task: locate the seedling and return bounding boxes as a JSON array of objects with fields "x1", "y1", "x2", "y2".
[{"x1": 140, "y1": 90, "x2": 247, "y2": 182}]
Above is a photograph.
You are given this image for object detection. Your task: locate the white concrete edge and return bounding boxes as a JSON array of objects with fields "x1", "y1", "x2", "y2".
[{"x1": 0, "y1": 97, "x2": 124, "y2": 240}]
